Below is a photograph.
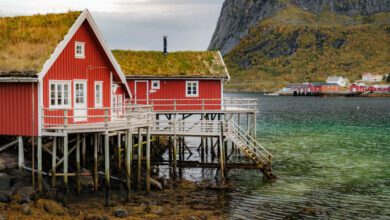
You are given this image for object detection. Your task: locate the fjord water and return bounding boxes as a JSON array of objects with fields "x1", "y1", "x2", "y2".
[{"x1": 224, "y1": 93, "x2": 390, "y2": 219}]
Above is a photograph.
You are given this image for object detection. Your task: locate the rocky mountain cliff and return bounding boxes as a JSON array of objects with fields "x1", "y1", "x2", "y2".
[{"x1": 209, "y1": 0, "x2": 390, "y2": 92}]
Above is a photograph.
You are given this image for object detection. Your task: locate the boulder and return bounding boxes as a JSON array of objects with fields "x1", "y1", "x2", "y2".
[
  {"x1": 113, "y1": 208, "x2": 129, "y2": 218},
  {"x1": 15, "y1": 186, "x2": 36, "y2": 204},
  {"x1": 36, "y1": 199, "x2": 66, "y2": 216},
  {"x1": 0, "y1": 173, "x2": 11, "y2": 190},
  {"x1": 0, "y1": 191, "x2": 11, "y2": 203},
  {"x1": 21, "y1": 203, "x2": 32, "y2": 215}
]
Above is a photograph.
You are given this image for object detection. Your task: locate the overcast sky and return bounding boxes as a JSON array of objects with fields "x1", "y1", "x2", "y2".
[{"x1": 0, "y1": 0, "x2": 224, "y2": 51}]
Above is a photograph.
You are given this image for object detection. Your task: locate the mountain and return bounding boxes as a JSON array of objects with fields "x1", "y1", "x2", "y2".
[{"x1": 209, "y1": 0, "x2": 390, "y2": 91}]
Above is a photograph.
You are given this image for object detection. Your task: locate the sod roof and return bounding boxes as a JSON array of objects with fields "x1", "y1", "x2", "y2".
[
  {"x1": 0, "y1": 11, "x2": 81, "y2": 77},
  {"x1": 112, "y1": 50, "x2": 228, "y2": 79}
]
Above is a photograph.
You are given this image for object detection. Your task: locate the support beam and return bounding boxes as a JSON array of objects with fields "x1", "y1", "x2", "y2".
[
  {"x1": 51, "y1": 137, "x2": 57, "y2": 188},
  {"x1": 117, "y1": 133, "x2": 122, "y2": 170},
  {"x1": 76, "y1": 134, "x2": 81, "y2": 194},
  {"x1": 63, "y1": 134, "x2": 69, "y2": 193},
  {"x1": 173, "y1": 135, "x2": 177, "y2": 178},
  {"x1": 37, "y1": 136, "x2": 42, "y2": 192},
  {"x1": 93, "y1": 134, "x2": 98, "y2": 191},
  {"x1": 18, "y1": 136, "x2": 24, "y2": 170},
  {"x1": 126, "y1": 129, "x2": 132, "y2": 201},
  {"x1": 0, "y1": 139, "x2": 18, "y2": 152},
  {"x1": 137, "y1": 128, "x2": 142, "y2": 190},
  {"x1": 146, "y1": 126, "x2": 151, "y2": 194},
  {"x1": 219, "y1": 122, "x2": 226, "y2": 185},
  {"x1": 82, "y1": 135, "x2": 86, "y2": 167},
  {"x1": 104, "y1": 133, "x2": 110, "y2": 206}
]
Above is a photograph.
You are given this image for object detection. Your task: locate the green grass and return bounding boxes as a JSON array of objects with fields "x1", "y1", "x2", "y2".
[
  {"x1": 0, "y1": 11, "x2": 81, "y2": 74},
  {"x1": 112, "y1": 50, "x2": 227, "y2": 78},
  {"x1": 224, "y1": 6, "x2": 390, "y2": 92}
]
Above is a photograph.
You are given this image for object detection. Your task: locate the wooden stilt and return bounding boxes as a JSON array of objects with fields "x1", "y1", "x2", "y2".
[
  {"x1": 173, "y1": 135, "x2": 177, "y2": 178},
  {"x1": 117, "y1": 133, "x2": 122, "y2": 170},
  {"x1": 18, "y1": 136, "x2": 24, "y2": 170},
  {"x1": 63, "y1": 134, "x2": 69, "y2": 193},
  {"x1": 93, "y1": 134, "x2": 98, "y2": 191},
  {"x1": 52, "y1": 137, "x2": 57, "y2": 188},
  {"x1": 219, "y1": 122, "x2": 226, "y2": 185},
  {"x1": 76, "y1": 134, "x2": 81, "y2": 194},
  {"x1": 125, "y1": 129, "x2": 132, "y2": 201},
  {"x1": 104, "y1": 133, "x2": 110, "y2": 205},
  {"x1": 137, "y1": 128, "x2": 142, "y2": 190},
  {"x1": 37, "y1": 136, "x2": 42, "y2": 192},
  {"x1": 146, "y1": 126, "x2": 151, "y2": 194},
  {"x1": 82, "y1": 135, "x2": 86, "y2": 168}
]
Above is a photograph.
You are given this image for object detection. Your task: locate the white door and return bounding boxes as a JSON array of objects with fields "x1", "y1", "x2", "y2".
[{"x1": 74, "y1": 80, "x2": 87, "y2": 122}]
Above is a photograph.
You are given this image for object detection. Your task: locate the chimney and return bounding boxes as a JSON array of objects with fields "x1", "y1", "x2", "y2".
[{"x1": 163, "y1": 36, "x2": 168, "y2": 55}]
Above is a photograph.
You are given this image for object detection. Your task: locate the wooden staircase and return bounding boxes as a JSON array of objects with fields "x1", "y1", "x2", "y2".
[{"x1": 227, "y1": 121, "x2": 276, "y2": 180}]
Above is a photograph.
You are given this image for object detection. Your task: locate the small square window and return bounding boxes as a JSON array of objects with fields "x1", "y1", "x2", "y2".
[
  {"x1": 75, "y1": 42, "x2": 85, "y2": 59},
  {"x1": 186, "y1": 81, "x2": 199, "y2": 97},
  {"x1": 151, "y1": 80, "x2": 160, "y2": 89}
]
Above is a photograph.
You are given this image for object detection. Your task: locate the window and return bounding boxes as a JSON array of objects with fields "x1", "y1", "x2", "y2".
[
  {"x1": 75, "y1": 41, "x2": 85, "y2": 58},
  {"x1": 186, "y1": 81, "x2": 199, "y2": 97},
  {"x1": 151, "y1": 80, "x2": 160, "y2": 89},
  {"x1": 49, "y1": 81, "x2": 71, "y2": 108},
  {"x1": 95, "y1": 82, "x2": 103, "y2": 107}
]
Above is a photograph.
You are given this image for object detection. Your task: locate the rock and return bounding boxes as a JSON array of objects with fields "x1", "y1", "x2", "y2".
[
  {"x1": 150, "y1": 205, "x2": 164, "y2": 215},
  {"x1": 21, "y1": 203, "x2": 32, "y2": 215},
  {"x1": 36, "y1": 199, "x2": 66, "y2": 216},
  {"x1": 80, "y1": 168, "x2": 94, "y2": 188},
  {"x1": 84, "y1": 214, "x2": 110, "y2": 220},
  {"x1": 187, "y1": 216, "x2": 197, "y2": 220},
  {"x1": 0, "y1": 192, "x2": 11, "y2": 203},
  {"x1": 113, "y1": 208, "x2": 129, "y2": 218},
  {"x1": 15, "y1": 186, "x2": 35, "y2": 204},
  {"x1": 199, "y1": 215, "x2": 208, "y2": 220},
  {"x1": 0, "y1": 173, "x2": 11, "y2": 190}
]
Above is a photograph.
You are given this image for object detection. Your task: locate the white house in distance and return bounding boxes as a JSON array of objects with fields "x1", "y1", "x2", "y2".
[
  {"x1": 326, "y1": 76, "x2": 348, "y2": 87},
  {"x1": 362, "y1": 73, "x2": 383, "y2": 82}
]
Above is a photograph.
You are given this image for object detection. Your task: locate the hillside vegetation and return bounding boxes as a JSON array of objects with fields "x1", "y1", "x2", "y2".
[{"x1": 222, "y1": 6, "x2": 390, "y2": 92}]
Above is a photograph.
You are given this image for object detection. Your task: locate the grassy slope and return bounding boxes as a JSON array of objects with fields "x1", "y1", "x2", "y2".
[
  {"x1": 224, "y1": 6, "x2": 390, "y2": 92},
  {"x1": 0, "y1": 11, "x2": 81, "y2": 74}
]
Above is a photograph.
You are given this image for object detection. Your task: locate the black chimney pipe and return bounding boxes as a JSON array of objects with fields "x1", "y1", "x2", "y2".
[{"x1": 163, "y1": 36, "x2": 168, "y2": 55}]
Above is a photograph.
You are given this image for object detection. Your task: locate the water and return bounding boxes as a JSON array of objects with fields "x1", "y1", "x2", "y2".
[{"x1": 223, "y1": 93, "x2": 390, "y2": 219}]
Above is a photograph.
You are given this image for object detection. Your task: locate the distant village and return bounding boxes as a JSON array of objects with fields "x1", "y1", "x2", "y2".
[{"x1": 276, "y1": 73, "x2": 390, "y2": 96}]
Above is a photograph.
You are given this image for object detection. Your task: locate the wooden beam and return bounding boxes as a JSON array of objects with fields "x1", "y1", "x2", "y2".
[
  {"x1": 37, "y1": 137, "x2": 42, "y2": 192},
  {"x1": 126, "y1": 129, "x2": 132, "y2": 201},
  {"x1": 0, "y1": 139, "x2": 18, "y2": 152},
  {"x1": 146, "y1": 127, "x2": 151, "y2": 194},
  {"x1": 18, "y1": 136, "x2": 24, "y2": 170}
]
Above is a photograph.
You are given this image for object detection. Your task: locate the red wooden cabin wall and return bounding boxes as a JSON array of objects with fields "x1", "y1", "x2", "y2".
[{"x1": 0, "y1": 82, "x2": 38, "y2": 136}]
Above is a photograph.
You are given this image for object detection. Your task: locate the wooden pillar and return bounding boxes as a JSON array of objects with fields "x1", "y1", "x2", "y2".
[
  {"x1": 93, "y1": 134, "x2": 99, "y2": 191},
  {"x1": 219, "y1": 122, "x2": 226, "y2": 185},
  {"x1": 37, "y1": 136, "x2": 42, "y2": 192},
  {"x1": 137, "y1": 128, "x2": 142, "y2": 190},
  {"x1": 51, "y1": 137, "x2": 57, "y2": 188},
  {"x1": 146, "y1": 127, "x2": 151, "y2": 194},
  {"x1": 18, "y1": 136, "x2": 24, "y2": 170},
  {"x1": 117, "y1": 132, "x2": 122, "y2": 170},
  {"x1": 104, "y1": 133, "x2": 110, "y2": 205},
  {"x1": 125, "y1": 129, "x2": 132, "y2": 201},
  {"x1": 63, "y1": 134, "x2": 69, "y2": 193},
  {"x1": 76, "y1": 134, "x2": 81, "y2": 194},
  {"x1": 82, "y1": 135, "x2": 86, "y2": 168}
]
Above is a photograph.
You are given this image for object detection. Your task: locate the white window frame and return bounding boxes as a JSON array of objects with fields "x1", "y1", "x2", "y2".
[
  {"x1": 151, "y1": 80, "x2": 160, "y2": 90},
  {"x1": 49, "y1": 80, "x2": 72, "y2": 109},
  {"x1": 75, "y1": 41, "x2": 85, "y2": 59},
  {"x1": 186, "y1": 81, "x2": 199, "y2": 97},
  {"x1": 94, "y1": 81, "x2": 103, "y2": 107}
]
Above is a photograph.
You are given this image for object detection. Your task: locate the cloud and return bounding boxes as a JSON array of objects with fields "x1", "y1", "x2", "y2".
[{"x1": 0, "y1": 0, "x2": 223, "y2": 50}]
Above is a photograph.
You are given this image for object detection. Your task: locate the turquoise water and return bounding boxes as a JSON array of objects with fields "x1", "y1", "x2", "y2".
[{"x1": 225, "y1": 93, "x2": 390, "y2": 219}]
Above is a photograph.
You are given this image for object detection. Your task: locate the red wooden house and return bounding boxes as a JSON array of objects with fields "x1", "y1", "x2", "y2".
[
  {"x1": 112, "y1": 50, "x2": 230, "y2": 111},
  {"x1": 0, "y1": 10, "x2": 130, "y2": 137},
  {"x1": 349, "y1": 83, "x2": 367, "y2": 92},
  {"x1": 368, "y1": 85, "x2": 390, "y2": 92}
]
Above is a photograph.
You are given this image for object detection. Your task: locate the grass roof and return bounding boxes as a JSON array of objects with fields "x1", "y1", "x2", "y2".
[
  {"x1": 0, "y1": 11, "x2": 81, "y2": 77},
  {"x1": 112, "y1": 50, "x2": 228, "y2": 78}
]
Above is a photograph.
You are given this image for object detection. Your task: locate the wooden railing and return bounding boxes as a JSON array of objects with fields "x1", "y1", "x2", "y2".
[
  {"x1": 42, "y1": 104, "x2": 154, "y2": 131},
  {"x1": 130, "y1": 98, "x2": 257, "y2": 112}
]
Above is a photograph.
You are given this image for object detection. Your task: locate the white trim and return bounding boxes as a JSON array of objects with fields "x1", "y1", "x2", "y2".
[
  {"x1": 94, "y1": 81, "x2": 103, "y2": 107},
  {"x1": 75, "y1": 41, "x2": 85, "y2": 59},
  {"x1": 185, "y1": 81, "x2": 199, "y2": 97},
  {"x1": 38, "y1": 80, "x2": 43, "y2": 136},
  {"x1": 151, "y1": 80, "x2": 160, "y2": 90},
  {"x1": 134, "y1": 80, "x2": 149, "y2": 104},
  {"x1": 110, "y1": 72, "x2": 113, "y2": 116},
  {"x1": 221, "y1": 79, "x2": 224, "y2": 109},
  {"x1": 48, "y1": 80, "x2": 72, "y2": 109},
  {"x1": 0, "y1": 77, "x2": 38, "y2": 82},
  {"x1": 218, "y1": 51, "x2": 230, "y2": 81},
  {"x1": 37, "y1": 9, "x2": 131, "y2": 98}
]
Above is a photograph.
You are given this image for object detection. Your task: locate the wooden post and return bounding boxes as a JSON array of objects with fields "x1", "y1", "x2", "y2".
[
  {"x1": 137, "y1": 128, "x2": 142, "y2": 190},
  {"x1": 219, "y1": 122, "x2": 226, "y2": 185},
  {"x1": 173, "y1": 135, "x2": 177, "y2": 178},
  {"x1": 18, "y1": 136, "x2": 24, "y2": 170},
  {"x1": 117, "y1": 133, "x2": 122, "y2": 170},
  {"x1": 37, "y1": 136, "x2": 42, "y2": 192},
  {"x1": 146, "y1": 126, "x2": 151, "y2": 194},
  {"x1": 63, "y1": 134, "x2": 69, "y2": 193},
  {"x1": 51, "y1": 137, "x2": 57, "y2": 188},
  {"x1": 82, "y1": 135, "x2": 86, "y2": 167},
  {"x1": 125, "y1": 129, "x2": 132, "y2": 201},
  {"x1": 104, "y1": 133, "x2": 110, "y2": 205},
  {"x1": 76, "y1": 134, "x2": 81, "y2": 194},
  {"x1": 93, "y1": 134, "x2": 98, "y2": 191}
]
